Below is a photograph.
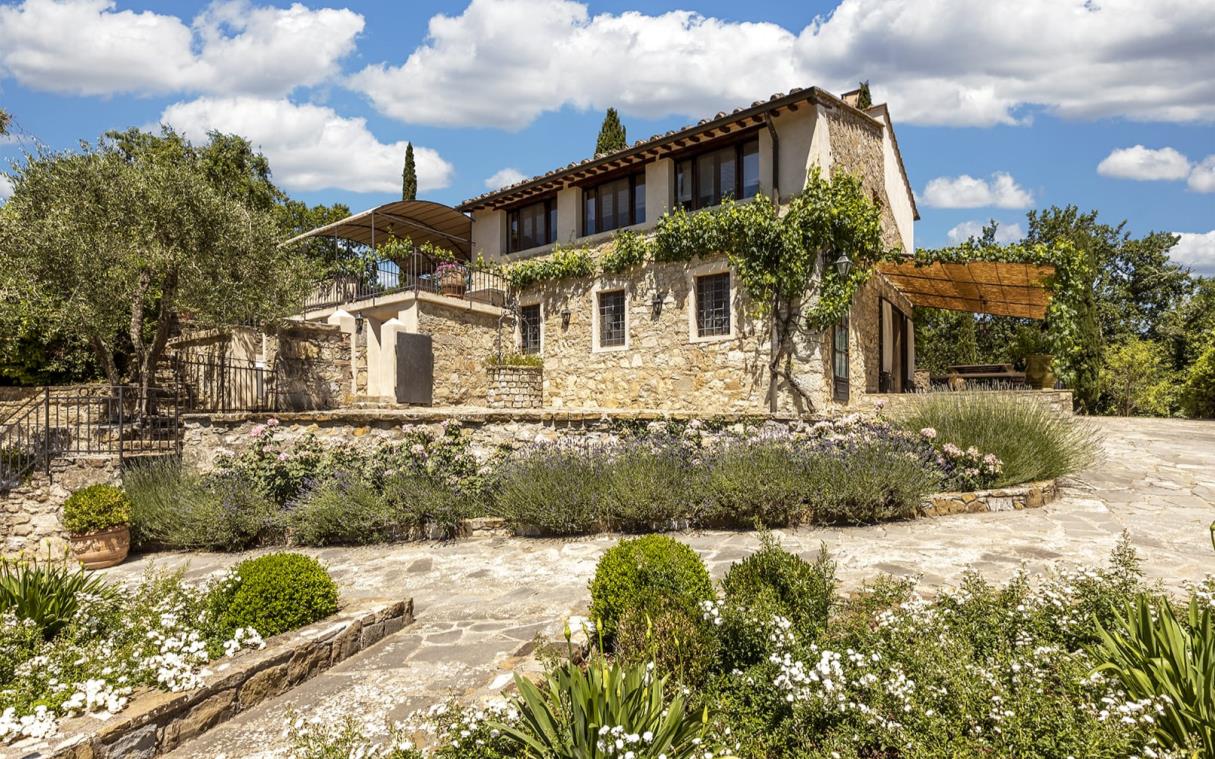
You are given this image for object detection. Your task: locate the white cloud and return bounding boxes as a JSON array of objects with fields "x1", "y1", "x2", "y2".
[
  {"x1": 348, "y1": 0, "x2": 1215, "y2": 129},
  {"x1": 921, "y1": 172, "x2": 1034, "y2": 209},
  {"x1": 1171, "y1": 231, "x2": 1215, "y2": 275},
  {"x1": 485, "y1": 167, "x2": 527, "y2": 190},
  {"x1": 157, "y1": 97, "x2": 453, "y2": 194},
  {"x1": 1188, "y1": 156, "x2": 1215, "y2": 193},
  {"x1": 946, "y1": 220, "x2": 1025, "y2": 245},
  {"x1": 1097, "y1": 145, "x2": 1191, "y2": 181},
  {"x1": 0, "y1": 174, "x2": 12, "y2": 201},
  {"x1": 0, "y1": 0, "x2": 364, "y2": 97}
]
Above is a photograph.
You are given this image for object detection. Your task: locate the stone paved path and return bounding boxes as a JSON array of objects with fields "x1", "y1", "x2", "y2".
[{"x1": 102, "y1": 416, "x2": 1215, "y2": 758}]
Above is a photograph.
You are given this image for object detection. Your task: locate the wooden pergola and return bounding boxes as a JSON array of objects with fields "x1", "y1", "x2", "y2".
[{"x1": 876, "y1": 259, "x2": 1055, "y2": 319}]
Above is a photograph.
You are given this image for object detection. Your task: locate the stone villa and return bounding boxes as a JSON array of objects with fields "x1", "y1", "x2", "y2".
[{"x1": 177, "y1": 85, "x2": 1053, "y2": 416}]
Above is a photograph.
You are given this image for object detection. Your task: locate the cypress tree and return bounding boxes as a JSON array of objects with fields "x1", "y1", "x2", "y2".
[
  {"x1": 856, "y1": 81, "x2": 872, "y2": 110},
  {"x1": 595, "y1": 108, "x2": 627, "y2": 156},
  {"x1": 401, "y1": 143, "x2": 417, "y2": 201}
]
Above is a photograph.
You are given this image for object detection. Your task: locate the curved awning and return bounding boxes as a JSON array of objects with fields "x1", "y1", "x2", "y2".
[
  {"x1": 877, "y1": 259, "x2": 1055, "y2": 319},
  {"x1": 284, "y1": 199, "x2": 472, "y2": 258}
]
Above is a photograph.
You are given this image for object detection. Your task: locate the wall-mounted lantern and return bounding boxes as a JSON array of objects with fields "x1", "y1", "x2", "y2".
[
  {"x1": 833, "y1": 252, "x2": 853, "y2": 279},
  {"x1": 560, "y1": 306, "x2": 572, "y2": 329},
  {"x1": 651, "y1": 292, "x2": 665, "y2": 318}
]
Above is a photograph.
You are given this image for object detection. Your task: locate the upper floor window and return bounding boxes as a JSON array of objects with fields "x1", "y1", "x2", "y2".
[
  {"x1": 583, "y1": 172, "x2": 645, "y2": 235},
  {"x1": 520, "y1": 304, "x2": 542, "y2": 354},
  {"x1": 508, "y1": 198, "x2": 557, "y2": 253},
  {"x1": 675, "y1": 137, "x2": 760, "y2": 211}
]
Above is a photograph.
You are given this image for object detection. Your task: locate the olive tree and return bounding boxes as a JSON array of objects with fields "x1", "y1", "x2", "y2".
[{"x1": 0, "y1": 130, "x2": 314, "y2": 403}]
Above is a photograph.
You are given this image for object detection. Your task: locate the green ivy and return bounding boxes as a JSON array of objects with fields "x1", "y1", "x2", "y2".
[
  {"x1": 503, "y1": 245, "x2": 596, "y2": 289},
  {"x1": 599, "y1": 230, "x2": 650, "y2": 274}
]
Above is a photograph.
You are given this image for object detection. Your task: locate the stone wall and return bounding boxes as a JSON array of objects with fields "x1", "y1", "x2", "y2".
[
  {"x1": 416, "y1": 298, "x2": 503, "y2": 406},
  {"x1": 40, "y1": 597, "x2": 414, "y2": 759},
  {"x1": 486, "y1": 365, "x2": 543, "y2": 409},
  {"x1": 2, "y1": 456, "x2": 123, "y2": 557},
  {"x1": 872, "y1": 389, "x2": 1075, "y2": 417},
  {"x1": 822, "y1": 104, "x2": 906, "y2": 255},
  {"x1": 267, "y1": 322, "x2": 352, "y2": 410}
]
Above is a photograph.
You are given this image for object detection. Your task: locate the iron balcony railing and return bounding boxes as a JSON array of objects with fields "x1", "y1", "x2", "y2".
[
  {"x1": 303, "y1": 250, "x2": 506, "y2": 313},
  {"x1": 0, "y1": 385, "x2": 182, "y2": 490},
  {"x1": 170, "y1": 355, "x2": 278, "y2": 414}
]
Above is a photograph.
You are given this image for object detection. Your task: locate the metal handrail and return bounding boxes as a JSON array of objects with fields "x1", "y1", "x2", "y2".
[{"x1": 303, "y1": 250, "x2": 505, "y2": 313}]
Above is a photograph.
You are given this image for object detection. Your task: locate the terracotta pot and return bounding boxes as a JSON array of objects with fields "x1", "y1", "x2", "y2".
[
  {"x1": 1025, "y1": 353, "x2": 1056, "y2": 390},
  {"x1": 69, "y1": 525, "x2": 130, "y2": 569},
  {"x1": 439, "y1": 271, "x2": 466, "y2": 297}
]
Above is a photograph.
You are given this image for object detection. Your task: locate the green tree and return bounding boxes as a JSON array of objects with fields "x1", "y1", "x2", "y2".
[
  {"x1": 1024, "y1": 206, "x2": 1189, "y2": 412},
  {"x1": 595, "y1": 108, "x2": 627, "y2": 155},
  {"x1": 1100, "y1": 338, "x2": 1177, "y2": 416},
  {"x1": 276, "y1": 199, "x2": 357, "y2": 277},
  {"x1": 0, "y1": 108, "x2": 10, "y2": 135},
  {"x1": 401, "y1": 142, "x2": 417, "y2": 201},
  {"x1": 0, "y1": 129, "x2": 313, "y2": 401},
  {"x1": 856, "y1": 81, "x2": 873, "y2": 109}
]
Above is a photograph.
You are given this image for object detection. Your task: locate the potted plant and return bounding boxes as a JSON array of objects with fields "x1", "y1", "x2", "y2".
[
  {"x1": 63, "y1": 483, "x2": 132, "y2": 569},
  {"x1": 435, "y1": 262, "x2": 467, "y2": 297},
  {"x1": 1013, "y1": 326, "x2": 1055, "y2": 389}
]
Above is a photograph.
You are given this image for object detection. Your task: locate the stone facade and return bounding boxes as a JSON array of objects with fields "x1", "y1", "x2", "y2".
[
  {"x1": 486, "y1": 365, "x2": 543, "y2": 409},
  {"x1": 415, "y1": 298, "x2": 503, "y2": 406},
  {"x1": 2, "y1": 456, "x2": 123, "y2": 557},
  {"x1": 34, "y1": 597, "x2": 414, "y2": 759}
]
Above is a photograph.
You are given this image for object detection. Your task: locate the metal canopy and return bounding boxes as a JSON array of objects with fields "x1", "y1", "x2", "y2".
[
  {"x1": 283, "y1": 200, "x2": 472, "y2": 258},
  {"x1": 877, "y1": 259, "x2": 1055, "y2": 319}
]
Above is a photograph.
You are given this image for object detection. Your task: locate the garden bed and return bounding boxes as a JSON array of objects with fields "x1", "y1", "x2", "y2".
[{"x1": 31, "y1": 597, "x2": 413, "y2": 759}]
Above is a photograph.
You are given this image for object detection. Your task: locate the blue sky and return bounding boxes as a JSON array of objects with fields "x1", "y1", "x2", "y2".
[{"x1": 0, "y1": 0, "x2": 1212, "y2": 272}]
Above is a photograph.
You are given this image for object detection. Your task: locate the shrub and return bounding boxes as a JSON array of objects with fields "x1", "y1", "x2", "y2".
[
  {"x1": 492, "y1": 445, "x2": 604, "y2": 534},
  {"x1": 895, "y1": 393, "x2": 1099, "y2": 486},
  {"x1": 806, "y1": 440, "x2": 941, "y2": 523},
  {"x1": 498, "y1": 656, "x2": 728, "y2": 759},
  {"x1": 704, "y1": 441, "x2": 812, "y2": 526},
  {"x1": 715, "y1": 535, "x2": 836, "y2": 670},
  {"x1": 125, "y1": 460, "x2": 273, "y2": 551},
  {"x1": 600, "y1": 439, "x2": 699, "y2": 531},
  {"x1": 1182, "y1": 344, "x2": 1215, "y2": 418},
  {"x1": 61, "y1": 483, "x2": 130, "y2": 535},
  {"x1": 217, "y1": 553, "x2": 338, "y2": 638},
  {"x1": 485, "y1": 352, "x2": 543, "y2": 368},
  {"x1": 288, "y1": 474, "x2": 398, "y2": 546},
  {"x1": 1100, "y1": 338, "x2": 1178, "y2": 416},
  {"x1": 382, "y1": 474, "x2": 470, "y2": 539},
  {"x1": 0, "y1": 558, "x2": 113, "y2": 638},
  {"x1": 588, "y1": 535, "x2": 714, "y2": 644},
  {"x1": 614, "y1": 597, "x2": 719, "y2": 686}
]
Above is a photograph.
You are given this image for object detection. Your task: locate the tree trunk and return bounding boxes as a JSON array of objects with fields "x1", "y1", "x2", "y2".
[{"x1": 86, "y1": 330, "x2": 121, "y2": 387}]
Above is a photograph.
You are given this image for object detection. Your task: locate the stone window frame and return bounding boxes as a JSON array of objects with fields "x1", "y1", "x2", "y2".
[
  {"x1": 686, "y1": 259, "x2": 736, "y2": 344},
  {"x1": 591, "y1": 280, "x2": 630, "y2": 354},
  {"x1": 517, "y1": 300, "x2": 544, "y2": 355}
]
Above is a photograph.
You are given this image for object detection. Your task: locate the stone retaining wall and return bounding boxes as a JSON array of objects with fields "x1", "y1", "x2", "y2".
[
  {"x1": 920, "y1": 479, "x2": 1058, "y2": 517},
  {"x1": 37, "y1": 597, "x2": 414, "y2": 759},
  {"x1": 2, "y1": 456, "x2": 124, "y2": 558},
  {"x1": 486, "y1": 366, "x2": 543, "y2": 409}
]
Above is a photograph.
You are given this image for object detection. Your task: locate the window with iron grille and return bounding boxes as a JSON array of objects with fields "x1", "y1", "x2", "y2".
[
  {"x1": 520, "y1": 304, "x2": 542, "y2": 354},
  {"x1": 598, "y1": 290, "x2": 627, "y2": 348},
  {"x1": 695, "y1": 273, "x2": 731, "y2": 337}
]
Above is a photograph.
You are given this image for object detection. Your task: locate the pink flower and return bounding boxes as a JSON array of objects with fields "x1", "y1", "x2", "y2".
[
  {"x1": 250, "y1": 424, "x2": 267, "y2": 438},
  {"x1": 919, "y1": 427, "x2": 937, "y2": 440},
  {"x1": 266, "y1": 417, "x2": 280, "y2": 427},
  {"x1": 277, "y1": 452, "x2": 290, "y2": 462}
]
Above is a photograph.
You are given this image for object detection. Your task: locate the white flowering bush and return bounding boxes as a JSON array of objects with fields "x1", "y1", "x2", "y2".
[
  {"x1": 0, "y1": 566, "x2": 268, "y2": 746},
  {"x1": 699, "y1": 535, "x2": 1189, "y2": 757}
]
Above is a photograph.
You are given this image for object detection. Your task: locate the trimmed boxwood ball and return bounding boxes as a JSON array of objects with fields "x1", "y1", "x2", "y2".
[
  {"x1": 219, "y1": 552, "x2": 338, "y2": 637},
  {"x1": 588, "y1": 534, "x2": 714, "y2": 644},
  {"x1": 62, "y1": 483, "x2": 131, "y2": 535}
]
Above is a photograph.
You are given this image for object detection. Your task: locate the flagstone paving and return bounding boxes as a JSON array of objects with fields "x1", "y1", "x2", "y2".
[{"x1": 100, "y1": 415, "x2": 1214, "y2": 758}]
